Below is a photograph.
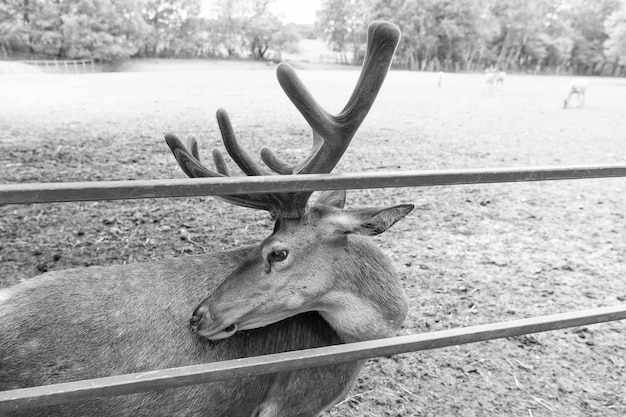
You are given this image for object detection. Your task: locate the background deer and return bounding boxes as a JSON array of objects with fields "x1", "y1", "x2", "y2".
[
  {"x1": 0, "y1": 21, "x2": 414, "y2": 417},
  {"x1": 495, "y1": 69, "x2": 505, "y2": 88},
  {"x1": 563, "y1": 78, "x2": 588, "y2": 108},
  {"x1": 485, "y1": 66, "x2": 505, "y2": 94}
]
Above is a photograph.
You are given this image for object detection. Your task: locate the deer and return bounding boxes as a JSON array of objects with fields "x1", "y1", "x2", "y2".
[
  {"x1": 495, "y1": 69, "x2": 505, "y2": 88},
  {"x1": 484, "y1": 68, "x2": 496, "y2": 94},
  {"x1": 0, "y1": 21, "x2": 414, "y2": 417},
  {"x1": 563, "y1": 78, "x2": 588, "y2": 109},
  {"x1": 485, "y1": 66, "x2": 505, "y2": 94}
]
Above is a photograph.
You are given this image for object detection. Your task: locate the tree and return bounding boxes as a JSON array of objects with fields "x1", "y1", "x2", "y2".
[
  {"x1": 244, "y1": 15, "x2": 299, "y2": 59},
  {"x1": 1, "y1": 0, "x2": 149, "y2": 61},
  {"x1": 368, "y1": 0, "x2": 496, "y2": 71},
  {"x1": 317, "y1": 0, "x2": 368, "y2": 64},
  {"x1": 565, "y1": 0, "x2": 620, "y2": 74},
  {"x1": 429, "y1": 0, "x2": 493, "y2": 71},
  {"x1": 604, "y1": 0, "x2": 626, "y2": 72},
  {"x1": 60, "y1": 0, "x2": 150, "y2": 61},
  {"x1": 0, "y1": 0, "x2": 30, "y2": 56},
  {"x1": 206, "y1": 0, "x2": 251, "y2": 56},
  {"x1": 368, "y1": 0, "x2": 438, "y2": 70},
  {"x1": 234, "y1": 0, "x2": 299, "y2": 60},
  {"x1": 141, "y1": 0, "x2": 201, "y2": 57}
]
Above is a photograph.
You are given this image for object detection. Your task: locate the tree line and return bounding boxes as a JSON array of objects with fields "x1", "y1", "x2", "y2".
[
  {"x1": 0, "y1": 0, "x2": 302, "y2": 62},
  {"x1": 2, "y1": 0, "x2": 626, "y2": 76},
  {"x1": 318, "y1": 0, "x2": 626, "y2": 76}
]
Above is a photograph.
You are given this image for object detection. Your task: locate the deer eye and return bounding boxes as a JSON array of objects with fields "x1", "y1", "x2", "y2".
[{"x1": 267, "y1": 249, "x2": 289, "y2": 264}]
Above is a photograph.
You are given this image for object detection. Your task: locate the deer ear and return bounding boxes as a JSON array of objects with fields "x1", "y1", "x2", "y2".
[
  {"x1": 315, "y1": 190, "x2": 346, "y2": 209},
  {"x1": 335, "y1": 204, "x2": 414, "y2": 237}
]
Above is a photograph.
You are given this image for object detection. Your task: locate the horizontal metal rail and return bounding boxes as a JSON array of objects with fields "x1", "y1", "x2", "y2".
[
  {"x1": 1, "y1": 164, "x2": 625, "y2": 205},
  {"x1": 1, "y1": 304, "x2": 625, "y2": 412},
  {"x1": 1, "y1": 166, "x2": 624, "y2": 412}
]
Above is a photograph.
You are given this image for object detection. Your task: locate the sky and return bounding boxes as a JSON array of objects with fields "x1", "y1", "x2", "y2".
[{"x1": 272, "y1": 0, "x2": 321, "y2": 24}]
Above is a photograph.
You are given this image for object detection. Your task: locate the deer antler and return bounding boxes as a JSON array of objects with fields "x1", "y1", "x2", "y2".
[
  {"x1": 165, "y1": 117, "x2": 280, "y2": 213},
  {"x1": 166, "y1": 21, "x2": 400, "y2": 219}
]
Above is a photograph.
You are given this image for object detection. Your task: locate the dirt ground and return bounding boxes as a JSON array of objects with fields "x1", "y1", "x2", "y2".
[{"x1": 1, "y1": 61, "x2": 625, "y2": 416}]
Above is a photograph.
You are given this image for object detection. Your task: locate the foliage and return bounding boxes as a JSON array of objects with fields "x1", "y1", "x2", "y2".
[
  {"x1": 140, "y1": 0, "x2": 299, "y2": 60},
  {"x1": 1, "y1": 0, "x2": 149, "y2": 61},
  {"x1": 0, "y1": 0, "x2": 28, "y2": 54},
  {"x1": 244, "y1": 16, "x2": 300, "y2": 59},
  {"x1": 317, "y1": 0, "x2": 368, "y2": 64},
  {"x1": 1, "y1": 0, "x2": 298, "y2": 62},
  {"x1": 239, "y1": 2, "x2": 300, "y2": 60},
  {"x1": 2, "y1": 0, "x2": 626, "y2": 73},
  {"x1": 141, "y1": 0, "x2": 202, "y2": 57},
  {"x1": 604, "y1": 0, "x2": 626, "y2": 65},
  {"x1": 318, "y1": 0, "x2": 625, "y2": 74}
]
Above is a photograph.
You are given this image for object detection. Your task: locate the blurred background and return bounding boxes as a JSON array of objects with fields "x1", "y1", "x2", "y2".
[{"x1": 1, "y1": 0, "x2": 625, "y2": 75}]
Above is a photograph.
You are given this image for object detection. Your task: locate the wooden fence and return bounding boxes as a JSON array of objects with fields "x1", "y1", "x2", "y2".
[
  {"x1": 1, "y1": 164, "x2": 626, "y2": 412},
  {"x1": 1, "y1": 59, "x2": 96, "y2": 74}
]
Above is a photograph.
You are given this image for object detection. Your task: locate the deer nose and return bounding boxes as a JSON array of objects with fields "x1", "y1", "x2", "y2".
[{"x1": 189, "y1": 305, "x2": 210, "y2": 329}]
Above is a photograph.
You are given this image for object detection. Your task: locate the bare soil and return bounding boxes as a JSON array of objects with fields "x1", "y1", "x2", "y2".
[{"x1": 1, "y1": 62, "x2": 625, "y2": 416}]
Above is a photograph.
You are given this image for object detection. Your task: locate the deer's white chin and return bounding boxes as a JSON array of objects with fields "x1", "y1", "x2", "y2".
[
  {"x1": 238, "y1": 307, "x2": 310, "y2": 332},
  {"x1": 201, "y1": 307, "x2": 311, "y2": 339},
  {"x1": 201, "y1": 323, "x2": 238, "y2": 340}
]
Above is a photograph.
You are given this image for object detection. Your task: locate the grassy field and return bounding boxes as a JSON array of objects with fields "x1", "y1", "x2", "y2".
[{"x1": 1, "y1": 62, "x2": 625, "y2": 416}]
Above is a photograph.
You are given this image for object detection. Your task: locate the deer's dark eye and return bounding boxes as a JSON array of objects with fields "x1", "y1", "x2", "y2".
[{"x1": 267, "y1": 249, "x2": 289, "y2": 264}]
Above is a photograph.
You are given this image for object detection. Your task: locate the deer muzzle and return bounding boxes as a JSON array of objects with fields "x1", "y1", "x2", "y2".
[{"x1": 189, "y1": 304, "x2": 239, "y2": 340}]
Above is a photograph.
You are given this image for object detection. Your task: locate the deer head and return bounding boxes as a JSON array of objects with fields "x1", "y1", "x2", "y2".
[
  {"x1": 167, "y1": 21, "x2": 411, "y2": 343},
  {"x1": 190, "y1": 196, "x2": 413, "y2": 342}
]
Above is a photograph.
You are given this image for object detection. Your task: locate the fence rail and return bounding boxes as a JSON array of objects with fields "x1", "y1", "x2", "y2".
[
  {"x1": 1, "y1": 304, "x2": 625, "y2": 412},
  {"x1": 18, "y1": 59, "x2": 95, "y2": 74},
  {"x1": 2, "y1": 164, "x2": 626, "y2": 205},
  {"x1": 1, "y1": 163, "x2": 625, "y2": 412}
]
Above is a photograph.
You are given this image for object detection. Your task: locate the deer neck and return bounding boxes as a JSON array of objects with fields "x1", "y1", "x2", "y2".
[{"x1": 316, "y1": 237, "x2": 408, "y2": 343}]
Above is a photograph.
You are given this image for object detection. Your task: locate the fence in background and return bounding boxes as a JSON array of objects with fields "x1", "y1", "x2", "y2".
[
  {"x1": 0, "y1": 59, "x2": 96, "y2": 74},
  {"x1": 1, "y1": 164, "x2": 626, "y2": 412}
]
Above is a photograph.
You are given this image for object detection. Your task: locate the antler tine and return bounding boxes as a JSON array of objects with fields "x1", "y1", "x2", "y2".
[
  {"x1": 217, "y1": 107, "x2": 298, "y2": 176},
  {"x1": 187, "y1": 135, "x2": 201, "y2": 161},
  {"x1": 259, "y1": 130, "x2": 324, "y2": 175},
  {"x1": 216, "y1": 109, "x2": 273, "y2": 176},
  {"x1": 260, "y1": 148, "x2": 294, "y2": 174},
  {"x1": 165, "y1": 133, "x2": 221, "y2": 178},
  {"x1": 276, "y1": 21, "x2": 400, "y2": 175},
  {"x1": 165, "y1": 131, "x2": 280, "y2": 213},
  {"x1": 211, "y1": 148, "x2": 230, "y2": 176}
]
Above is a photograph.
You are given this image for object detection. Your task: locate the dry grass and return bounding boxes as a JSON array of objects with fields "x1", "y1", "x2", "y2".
[{"x1": 1, "y1": 62, "x2": 625, "y2": 416}]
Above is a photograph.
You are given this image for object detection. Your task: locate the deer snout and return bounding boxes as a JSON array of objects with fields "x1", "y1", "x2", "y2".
[
  {"x1": 189, "y1": 304, "x2": 238, "y2": 340},
  {"x1": 189, "y1": 305, "x2": 208, "y2": 328}
]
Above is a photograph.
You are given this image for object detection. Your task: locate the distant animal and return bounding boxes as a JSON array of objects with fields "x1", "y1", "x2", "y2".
[
  {"x1": 563, "y1": 78, "x2": 589, "y2": 108},
  {"x1": 485, "y1": 67, "x2": 505, "y2": 94},
  {"x1": 0, "y1": 21, "x2": 412, "y2": 417},
  {"x1": 495, "y1": 70, "x2": 506, "y2": 88},
  {"x1": 485, "y1": 68, "x2": 496, "y2": 93},
  {"x1": 438, "y1": 70, "x2": 444, "y2": 87}
]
